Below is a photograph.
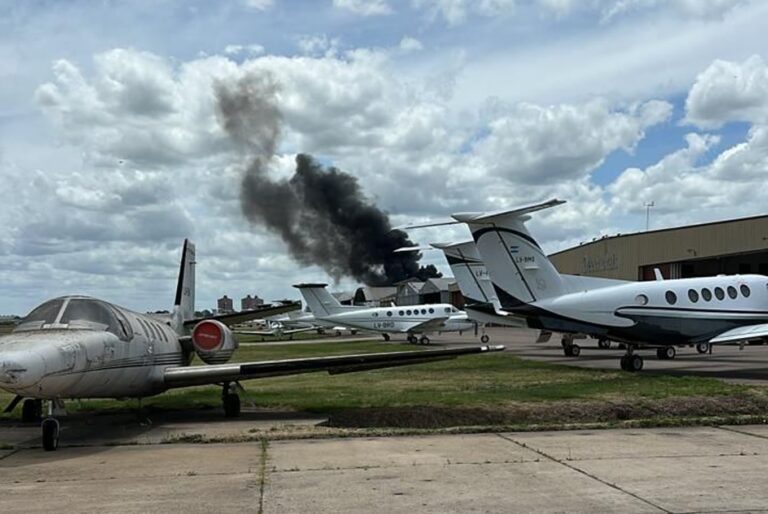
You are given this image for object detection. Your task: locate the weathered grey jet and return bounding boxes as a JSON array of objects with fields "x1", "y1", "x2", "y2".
[{"x1": 0, "y1": 240, "x2": 504, "y2": 450}]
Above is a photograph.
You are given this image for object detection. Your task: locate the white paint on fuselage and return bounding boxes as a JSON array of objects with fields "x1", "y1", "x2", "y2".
[
  {"x1": 535, "y1": 274, "x2": 768, "y2": 328},
  {"x1": 0, "y1": 298, "x2": 186, "y2": 400},
  {"x1": 313, "y1": 303, "x2": 474, "y2": 335}
]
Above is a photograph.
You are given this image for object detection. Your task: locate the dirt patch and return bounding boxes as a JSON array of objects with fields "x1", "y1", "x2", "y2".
[{"x1": 324, "y1": 394, "x2": 768, "y2": 428}]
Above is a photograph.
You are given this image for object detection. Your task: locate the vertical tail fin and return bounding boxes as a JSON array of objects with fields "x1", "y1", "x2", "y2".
[
  {"x1": 430, "y1": 241, "x2": 500, "y2": 309},
  {"x1": 453, "y1": 200, "x2": 566, "y2": 308},
  {"x1": 171, "y1": 239, "x2": 196, "y2": 334},
  {"x1": 293, "y1": 284, "x2": 354, "y2": 317}
]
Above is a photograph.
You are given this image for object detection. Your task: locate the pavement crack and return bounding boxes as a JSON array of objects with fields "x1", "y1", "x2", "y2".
[
  {"x1": 496, "y1": 433, "x2": 671, "y2": 514},
  {"x1": 258, "y1": 438, "x2": 268, "y2": 514},
  {"x1": 716, "y1": 425, "x2": 768, "y2": 441}
]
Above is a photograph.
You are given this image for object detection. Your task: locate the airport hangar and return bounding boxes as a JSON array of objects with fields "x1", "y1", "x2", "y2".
[{"x1": 549, "y1": 213, "x2": 768, "y2": 280}]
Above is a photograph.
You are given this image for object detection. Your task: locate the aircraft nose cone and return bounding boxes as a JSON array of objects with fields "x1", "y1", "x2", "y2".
[{"x1": 0, "y1": 350, "x2": 45, "y2": 390}]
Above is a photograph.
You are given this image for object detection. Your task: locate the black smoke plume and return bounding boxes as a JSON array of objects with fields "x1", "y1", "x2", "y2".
[{"x1": 215, "y1": 74, "x2": 441, "y2": 286}]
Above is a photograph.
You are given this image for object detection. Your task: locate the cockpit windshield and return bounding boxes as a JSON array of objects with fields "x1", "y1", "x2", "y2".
[{"x1": 15, "y1": 297, "x2": 132, "y2": 340}]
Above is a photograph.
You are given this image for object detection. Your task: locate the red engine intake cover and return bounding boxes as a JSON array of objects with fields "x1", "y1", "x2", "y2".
[{"x1": 192, "y1": 320, "x2": 224, "y2": 352}]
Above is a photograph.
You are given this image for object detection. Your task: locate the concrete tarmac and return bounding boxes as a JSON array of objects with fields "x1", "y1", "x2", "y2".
[{"x1": 3, "y1": 425, "x2": 768, "y2": 513}]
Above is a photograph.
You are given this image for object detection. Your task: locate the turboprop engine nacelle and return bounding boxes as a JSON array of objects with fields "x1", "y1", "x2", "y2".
[{"x1": 191, "y1": 319, "x2": 238, "y2": 365}]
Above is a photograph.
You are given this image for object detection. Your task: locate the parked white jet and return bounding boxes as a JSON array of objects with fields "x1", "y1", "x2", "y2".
[
  {"x1": 0, "y1": 240, "x2": 504, "y2": 450},
  {"x1": 294, "y1": 284, "x2": 475, "y2": 344},
  {"x1": 402, "y1": 199, "x2": 768, "y2": 372},
  {"x1": 395, "y1": 242, "x2": 526, "y2": 342}
]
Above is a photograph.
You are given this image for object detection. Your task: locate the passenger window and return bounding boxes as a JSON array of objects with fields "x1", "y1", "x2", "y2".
[
  {"x1": 428, "y1": 308, "x2": 434, "y2": 314},
  {"x1": 688, "y1": 289, "x2": 699, "y2": 303},
  {"x1": 741, "y1": 284, "x2": 751, "y2": 297},
  {"x1": 444, "y1": 307, "x2": 450, "y2": 313},
  {"x1": 665, "y1": 291, "x2": 677, "y2": 305},
  {"x1": 727, "y1": 286, "x2": 738, "y2": 299},
  {"x1": 714, "y1": 287, "x2": 725, "y2": 300},
  {"x1": 387, "y1": 311, "x2": 392, "y2": 317},
  {"x1": 635, "y1": 294, "x2": 648, "y2": 306},
  {"x1": 398, "y1": 310, "x2": 404, "y2": 316},
  {"x1": 701, "y1": 288, "x2": 712, "y2": 301},
  {"x1": 421, "y1": 309, "x2": 427, "y2": 315},
  {"x1": 406, "y1": 310, "x2": 412, "y2": 315}
]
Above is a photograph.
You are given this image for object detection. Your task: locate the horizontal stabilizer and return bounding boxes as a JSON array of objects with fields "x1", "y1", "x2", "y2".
[
  {"x1": 452, "y1": 199, "x2": 565, "y2": 223},
  {"x1": 184, "y1": 302, "x2": 301, "y2": 328},
  {"x1": 394, "y1": 245, "x2": 433, "y2": 253}
]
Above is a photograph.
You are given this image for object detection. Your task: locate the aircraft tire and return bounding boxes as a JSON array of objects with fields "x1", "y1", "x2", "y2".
[
  {"x1": 570, "y1": 344, "x2": 581, "y2": 357},
  {"x1": 223, "y1": 393, "x2": 241, "y2": 418},
  {"x1": 22, "y1": 399, "x2": 42, "y2": 423},
  {"x1": 657, "y1": 347, "x2": 676, "y2": 360},
  {"x1": 619, "y1": 355, "x2": 628, "y2": 371},
  {"x1": 696, "y1": 343, "x2": 709, "y2": 354},
  {"x1": 382, "y1": 333, "x2": 390, "y2": 341},
  {"x1": 628, "y1": 354, "x2": 644, "y2": 372},
  {"x1": 42, "y1": 417, "x2": 59, "y2": 451},
  {"x1": 419, "y1": 336, "x2": 430, "y2": 345},
  {"x1": 481, "y1": 334, "x2": 490, "y2": 344}
]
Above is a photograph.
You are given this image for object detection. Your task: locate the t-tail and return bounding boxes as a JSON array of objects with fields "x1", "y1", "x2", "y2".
[
  {"x1": 430, "y1": 241, "x2": 500, "y2": 309},
  {"x1": 293, "y1": 284, "x2": 357, "y2": 318},
  {"x1": 171, "y1": 239, "x2": 196, "y2": 334},
  {"x1": 452, "y1": 199, "x2": 567, "y2": 309}
]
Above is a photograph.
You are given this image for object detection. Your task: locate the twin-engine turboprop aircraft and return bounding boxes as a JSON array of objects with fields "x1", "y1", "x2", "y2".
[
  {"x1": 401, "y1": 199, "x2": 768, "y2": 372},
  {"x1": 294, "y1": 284, "x2": 475, "y2": 344},
  {"x1": 0, "y1": 240, "x2": 503, "y2": 450}
]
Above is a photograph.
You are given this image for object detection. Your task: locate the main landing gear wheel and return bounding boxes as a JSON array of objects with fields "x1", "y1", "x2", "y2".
[
  {"x1": 382, "y1": 333, "x2": 391, "y2": 342},
  {"x1": 41, "y1": 417, "x2": 59, "y2": 451},
  {"x1": 407, "y1": 334, "x2": 417, "y2": 344},
  {"x1": 22, "y1": 399, "x2": 42, "y2": 423},
  {"x1": 481, "y1": 334, "x2": 490, "y2": 344},
  {"x1": 696, "y1": 343, "x2": 710, "y2": 354},
  {"x1": 620, "y1": 354, "x2": 644, "y2": 372},
  {"x1": 598, "y1": 339, "x2": 611, "y2": 349},
  {"x1": 656, "y1": 347, "x2": 676, "y2": 360},
  {"x1": 563, "y1": 344, "x2": 581, "y2": 357},
  {"x1": 222, "y1": 383, "x2": 241, "y2": 418},
  {"x1": 419, "y1": 336, "x2": 430, "y2": 345}
]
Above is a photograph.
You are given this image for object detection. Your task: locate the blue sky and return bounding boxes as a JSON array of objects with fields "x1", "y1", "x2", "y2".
[{"x1": 1, "y1": 0, "x2": 768, "y2": 314}]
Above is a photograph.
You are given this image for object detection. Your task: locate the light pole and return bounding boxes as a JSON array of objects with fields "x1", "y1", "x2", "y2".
[{"x1": 644, "y1": 201, "x2": 655, "y2": 231}]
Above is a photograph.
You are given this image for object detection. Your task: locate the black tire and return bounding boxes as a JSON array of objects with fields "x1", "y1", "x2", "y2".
[
  {"x1": 382, "y1": 333, "x2": 390, "y2": 341},
  {"x1": 663, "y1": 347, "x2": 676, "y2": 360},
  {"x1": 419, "y1": 336, "x2": 430, "y2": 345},
  {"x1": 22, "y1": 399, "x2": 41, "y2": 423},
  {"x1": 656, "y1": 348, "x2": 666, "y2": 360},
  {"x1": 563, "y1": 346, "x2": 573, "y2": 357},
  {"x1": 481, "y1": 334, "x2": 490, "y2": 344},
  {"x1": 223, "y1": 393, "x2": 241, "y2": 418},
  {"x1": 42, "y1": 418, "x2": 59, "y2": 451},
  {"x1": 696, "y1": 343, "x2": 709, "y2": 354},
  {"x1": 570, "y1": 344, "x2": 581, "y2": 357},
  {"x1": 619, "y1": 355, "x2": 628, "y2": 371},
  {"x1": 629, "y1": 354, "x2": 644, "y2": 372}
]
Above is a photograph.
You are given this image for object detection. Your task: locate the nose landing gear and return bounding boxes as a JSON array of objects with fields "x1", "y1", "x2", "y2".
[
  {"x1": 41, "y1": 400, "x2": 66, "y2": 451},
  {"x1": 222, "y1": 382, "x2": 241, "y2": 418}
]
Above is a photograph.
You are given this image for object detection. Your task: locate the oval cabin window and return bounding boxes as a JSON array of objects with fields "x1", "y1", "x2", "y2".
[
  {"x1": 714, "y1": 287, "x2": 725, "y2": 300},
  {"x1": 665, "y1": 291, "x2": 677, "y2": 305},
  {"x1": 741, "y1": 284, "x2": 751, "y2": 298},
  {"x1": 688, "y1": 289, "x2": 699, "y2": 303},
  {"x1": 727, "y1": 286, "x2": 738, "y2": 299},
  {"x1": 701, "y1": 288, "x2": 712, "y2": 301}
]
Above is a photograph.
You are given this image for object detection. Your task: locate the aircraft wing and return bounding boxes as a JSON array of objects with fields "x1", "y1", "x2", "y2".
[
  {"x1": 709, "y1": 324, "x2": 768, "y2": 344},
  {"x1": 183, "y1": 302, "x2": 301, "y2": 328},
  {"x1": 407, "y1": 317, "x2": 451, "y2": 332},
  {"x1": 163, "y1": 345, "x2": 505, "y2": 388},
  {"x1": 235, "y1": 326, "x2": 318, "y2": 337}
]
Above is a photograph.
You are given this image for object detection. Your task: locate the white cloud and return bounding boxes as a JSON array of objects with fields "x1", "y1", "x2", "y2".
[
  {"x1": 242, "y1": 0, "x2": 274, "y2": 10},
  {"x1": 473, "y1": 99, "x2": 672, "y2": 184},
  {"x1": 399, "y1": 36, "x2": 424, "y2": 53},
  {"x1": 224, "y1": 44, "x2": 266, "y2": 56},
  {"x1": 333, "y1": 0, "x2": 393, "y2": 16},
  {"x1": 413, "y1": 0, "x2": 516, "y2": 26},
  {"x1": 685, "y1": 55, "x2": 768, "y2": 128}
]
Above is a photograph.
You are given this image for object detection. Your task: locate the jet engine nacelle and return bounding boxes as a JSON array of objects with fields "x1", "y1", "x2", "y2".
[{"x1": 191, "y1": 319, "x2": 238, "y2": 365}]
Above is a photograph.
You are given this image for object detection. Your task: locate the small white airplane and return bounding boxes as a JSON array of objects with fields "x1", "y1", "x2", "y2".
[
  {"x1": 401, "y1": 199, "x2": 768, "y2": 372},
  {"x1": 294, "y1": 284, "x2": 475, "y2": 344},
  {"x1": 0, "y1": 240, "x2": 504, "y2": 450},
  {"x1": 236, "y1": 310, "x2": 361, "y2": 339},
  {"x1": 395, "y1": 242, "x2": 526, "y2": 342}
]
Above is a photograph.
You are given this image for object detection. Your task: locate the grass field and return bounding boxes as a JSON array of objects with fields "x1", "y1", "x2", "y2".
[{"x1": 3, "y1": 339, "x2": 767, "y2": 429}]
